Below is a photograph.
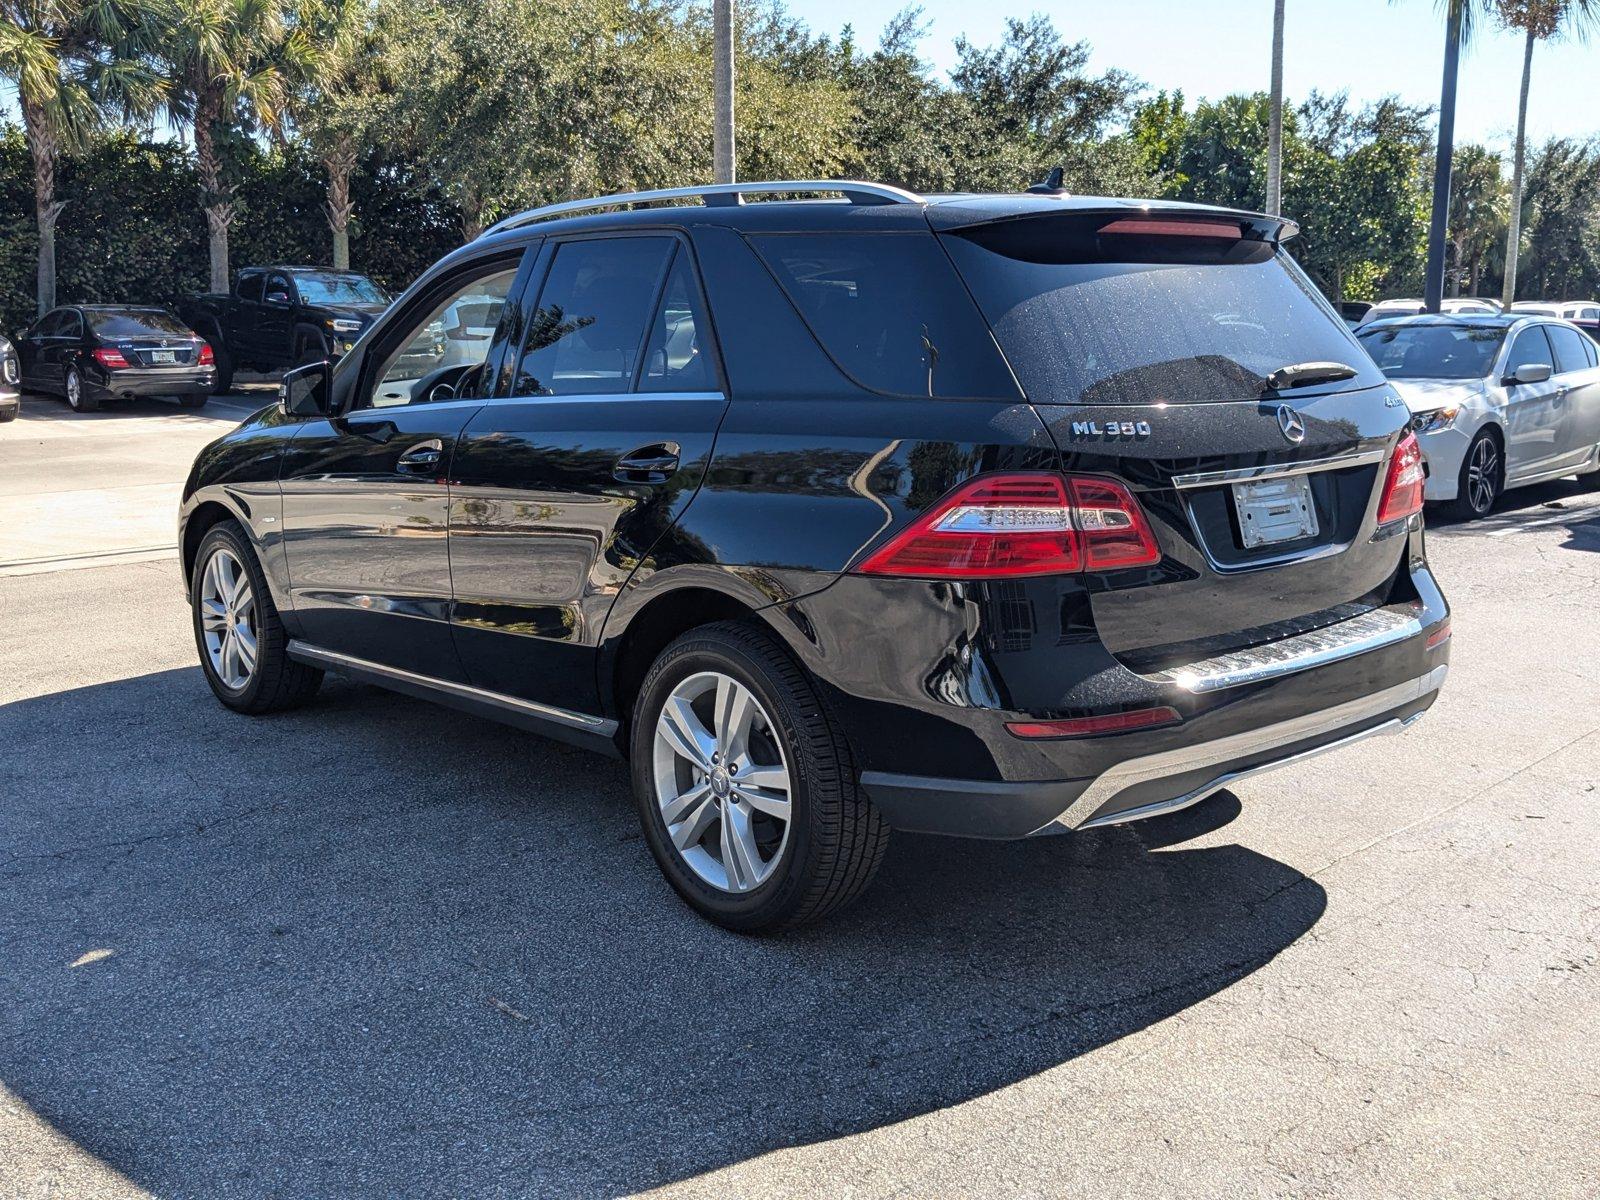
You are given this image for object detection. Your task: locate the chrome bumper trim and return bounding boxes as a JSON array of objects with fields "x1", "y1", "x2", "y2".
[
  {"x1": 1169, "y1": 448, "x2": 1387, "y2": 490},
  {"x1": 1044, "y1": 665, "x2": 1447, "y2": 833},
  {"x1": 1146, "y1": 605, "x2": 1424, "y2": 693}
]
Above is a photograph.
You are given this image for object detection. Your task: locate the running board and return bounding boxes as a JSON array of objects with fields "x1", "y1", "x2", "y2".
[{"x1": 286, "y1": 641, "x2": 621, "y2": 756}]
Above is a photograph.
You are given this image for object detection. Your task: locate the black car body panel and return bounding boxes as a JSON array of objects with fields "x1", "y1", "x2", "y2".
[
  {"x1": 181, "y1": 187, "x2": 1449, "y2": 837},
  {"x1": 14, "y1": 306, "x2": 214, "y2": 401}
]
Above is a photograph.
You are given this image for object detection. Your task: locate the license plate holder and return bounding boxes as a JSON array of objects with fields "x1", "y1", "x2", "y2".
[
  {"x1": 151, "y1": 350, "x2": 177, "y2": 364},
  {"x1": 1233, "y1": 474, "x2": 1319, "y2": 548}
]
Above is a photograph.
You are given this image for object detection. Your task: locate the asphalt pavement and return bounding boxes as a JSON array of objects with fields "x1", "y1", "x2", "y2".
[{"x1": 1, "y1": 393, "x2": 1597, "y2": 1198}]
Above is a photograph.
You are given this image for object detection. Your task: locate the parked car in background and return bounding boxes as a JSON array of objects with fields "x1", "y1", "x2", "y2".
[
  {"x1": 1359, "y1": 298, "x2": 1500, "y2": 325},
  {"x1": 179, "y1": 267, "x2": 393, "y2": 394},
  {"x1": 1555, "y1": 301, "x2": 1600, "y2": 343},
  {"x1": 180, "y1": 180, "x2": 1449, "y2": 930},
  {"x1": 1339, "y1": 301, "x2": 1373, "y2": 329},
  {"x1": 1509, "y1": 301, "x2": 1563, "y2": 317},
  {"x1": 1356, "y1": 314, "x2": 1600, "y2": 518},
  {"x1": 1, "y1": 334, "x2": 19, "y2": 423},
  {"x1": 12, "y1": 306, "x2": 215, "y2": 413}
]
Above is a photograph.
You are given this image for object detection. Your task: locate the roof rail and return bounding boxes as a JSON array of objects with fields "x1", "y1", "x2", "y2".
[{"x1": 480, "y1": 180, "x2": 923, "y2": 238}]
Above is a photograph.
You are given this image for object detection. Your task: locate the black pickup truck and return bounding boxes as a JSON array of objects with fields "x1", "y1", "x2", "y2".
[{"x1": 179, "y1": 266, "x2": 396, "y2": 393}]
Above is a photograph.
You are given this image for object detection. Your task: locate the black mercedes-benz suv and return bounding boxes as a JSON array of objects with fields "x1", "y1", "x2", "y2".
[{"x1": 179, "y1": 180, "x2": 1450, "y2": 931}]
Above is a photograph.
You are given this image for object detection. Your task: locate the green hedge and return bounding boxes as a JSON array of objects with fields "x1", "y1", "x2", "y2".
[{"x1": 1, "y1": 126, "x2": 466, "y2": 336}]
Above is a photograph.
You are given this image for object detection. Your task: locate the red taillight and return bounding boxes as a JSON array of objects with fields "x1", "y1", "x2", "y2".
[
  {"x1": 1099, "y1": 217, "x2": 1243, "y2": 240},
  {"x1": 197, "y1": 341, "x2": 214, "y2": 365},
  {"x1": 92, "y1": 347, "x2": 129, "y2": 369},
  {"x1": 1377, "y1": 431, "x2": 1426, "y2": 524},
  {"x1": 1007, "y1": 706, "x2": 1182, "y2": 739},
  {"x1": 854, "y1": 472, "x2": 1161, "y2": 579},
  {"x1": 1425, "y1": 618, "x2": 1451, "y2": 650}
]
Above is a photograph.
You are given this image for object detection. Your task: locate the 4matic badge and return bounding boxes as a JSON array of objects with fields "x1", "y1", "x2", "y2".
[{"x1": 1069, "y1": 419, "x2": 1152, "y2": 440}]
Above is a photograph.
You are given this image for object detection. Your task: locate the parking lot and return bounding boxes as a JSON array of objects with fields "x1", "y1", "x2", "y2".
[{"x1": 2, "y1": 392, "x2": 1597, "y2": 1198}]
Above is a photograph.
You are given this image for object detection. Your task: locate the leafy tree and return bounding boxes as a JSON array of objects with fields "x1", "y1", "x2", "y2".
[
  {"x1": 1447, "y1": 143, "x2": 1507, "y2": 295},
  {"x1": 0, "y1": 0, "x2": 161, "y2": 313},
  {"x1": 1517, "y1": 137, "x2": 1600, "y2": 299}
]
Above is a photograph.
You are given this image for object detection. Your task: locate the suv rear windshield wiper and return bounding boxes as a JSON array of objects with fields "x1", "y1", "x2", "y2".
[{"x1": 1266, "y1": 361, "x2": 1358, "y2": 391}]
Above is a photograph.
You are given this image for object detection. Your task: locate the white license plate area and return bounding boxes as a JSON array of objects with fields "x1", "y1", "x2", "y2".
[
  {"x1": 1233, "y1": 474, "x2": 1318, "y2": 548},
  {"x1": 150, "y1": 350, "x2": 177, "y2": 364}
]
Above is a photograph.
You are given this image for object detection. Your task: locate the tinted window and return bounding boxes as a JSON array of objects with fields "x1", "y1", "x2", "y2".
[
  {"x1": 369, "y1": 264, "x2": 519, "y2": 408},
  {"x1": 514, "y1": 237, "x2": 673, "y2": 396},
  {"x1": 1546, "y1": 324, "x2": 1592, "y2": 375},
  {"x1": 752, "y1": 232, "x2": 1016, "y2": 398},
  {"x1": 1504, "y1": 327, "x2": 1554, "y2": 378},
  {"x1": 296, "y1": 273, "x2": 389, "y2": 306},
  {"x1": 85, "y1": 309, "x2": 192, "y2": 338},
  {"x1": 58, "y1": 310, "x2": 82, "y2": 338},
  {"x1": 942, "y1": 215, "x2": 1373, "y2": 405},
  {"x1": 639, "y1": 249, "x2": 714, "y2": 393},
  {"x1": 1357, "y1": 323, "x2": 1507, "y2": 380},
  {"x1": 237, "y1": 274, "x2": 264, "y2": 303}
]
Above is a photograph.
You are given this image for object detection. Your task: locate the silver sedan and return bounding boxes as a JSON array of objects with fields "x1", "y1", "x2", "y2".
[{"x1": 1354, "y1": 314, "x2": 1600, "y2": 519}]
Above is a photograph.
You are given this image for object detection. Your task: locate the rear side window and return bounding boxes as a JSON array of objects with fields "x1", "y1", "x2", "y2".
[
  {"x1": 639, "y1": 248, "x2": 714, "y2": 393},
  {"x1": 86, "y1": 310, "x2": 191, "y2": 338},
  {"x1": 514, "y1": 237, "x2": 674, "y2": 396},
  {"x1": 238, "y1": 274, "x2": 264, "y2": 303},
  {"x1": 1546, "y1": 324, "x2": 1593, "y2": 375},
  {"x1": 940, "y1": 214, "x2": 1378, "y2": 406},
  {"x1": 751, "y1": 232, "x2": 1016, "y2": 398}
]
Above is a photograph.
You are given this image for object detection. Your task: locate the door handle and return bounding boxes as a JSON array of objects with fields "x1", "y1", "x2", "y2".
[
  {"x1": 397, "y1": 438, "x2": 445, "y2": 473},
  {"x1": 613, "y1": 442, "x2": 681, "y2": 484}
]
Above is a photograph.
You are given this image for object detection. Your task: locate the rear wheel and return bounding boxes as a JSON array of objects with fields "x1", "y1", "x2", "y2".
[
  {"x1": 1450, "y1": 429, "x2": 1500, "y2": 520},
  {"x1": 630, "y1": 621, "x2": 888, "y2": 932},
  {"x1": 64, "y1": 366, "x2": 99, "y2": 413},
  {"x1": 210, "y1": 347, "x2": 234, "y2": 395},
  {"x1": 192, "y1": 521, "x2": 323, "y2": 713}
]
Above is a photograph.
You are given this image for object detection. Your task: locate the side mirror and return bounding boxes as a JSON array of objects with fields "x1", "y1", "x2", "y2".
[
  {"x1": 265, "y1": 290, "x2": 292, "y2": 307},
  {"x1": 279, "y1": 361, "x2": 333, "y2": 417},
  {"x1": 1504, "y1": 362, "x2": 1553, "y2": 386}
]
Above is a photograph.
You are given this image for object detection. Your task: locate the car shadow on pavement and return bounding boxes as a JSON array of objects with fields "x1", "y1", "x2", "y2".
[{"x1": 0, "y1": 667, "x2": 1326, "y2": 1198}]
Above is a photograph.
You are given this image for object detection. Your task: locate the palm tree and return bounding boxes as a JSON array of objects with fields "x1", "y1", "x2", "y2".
[
  {"x1": 152, "y1": 0, "x2": 291, "y2": 293},
  {"x1": 1498, "y1": 0, "x2": 1599, "y2": 305},
  {"x1": 1266, "y1": 0, "x2": 1285, "y2": 214},
  {"x1": 1, "y1": 0, "x2": 162, "y2": 313}
]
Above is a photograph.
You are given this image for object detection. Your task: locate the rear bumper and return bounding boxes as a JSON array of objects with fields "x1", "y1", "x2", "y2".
[
  {"x1": 861, "y1": 664, "x2": 1444, "y2": 837},
  {"x1": 88, "y1": 368, "x2": 214, "y2": 398}
]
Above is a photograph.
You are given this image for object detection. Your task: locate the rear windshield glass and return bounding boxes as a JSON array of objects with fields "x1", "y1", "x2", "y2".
[
  {"x1": 295, "y1": 273, "x2": 389, "y2": 306},
  {"x1": 86, "y1": 309, "x2": 192, "y2": 337},
  {"x1": 751, "y1": 232, "x2": 1017, "y2": 398},
  {"x1": 1356, "y1": 323, "x2": 1507, "y2": 380},
  {"x1": 939, "y1": 215, "x2": 1377, "y2": 405}
]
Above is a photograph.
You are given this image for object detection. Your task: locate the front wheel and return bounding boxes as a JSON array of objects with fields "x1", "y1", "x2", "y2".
[
  {"x1": 64, "y1": 366, "x2": 99, "y2": 413},
  {"x1": 1450, "y1": 430, "x2": 1501, "y2": 520},
  {"x1": 630, "y1": 621, "x2": 888, "y2": 932},
  {"x1": 192, "y1": 521, "x2": 323, "y2": 713}
]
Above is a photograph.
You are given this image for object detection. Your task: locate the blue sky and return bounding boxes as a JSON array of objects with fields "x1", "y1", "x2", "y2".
[{"x1": 802, "y1": 0, "x2": 1599, "y2": 152}]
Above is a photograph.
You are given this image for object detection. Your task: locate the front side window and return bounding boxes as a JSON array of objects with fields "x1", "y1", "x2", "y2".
[
  {"x1": 753, "y1": 232, "x2": 1016, "y2": 399},
  {"x1": 1357, "y1": 323, "x2": 1507, "y2": 380},
  {"x1": 1503, "y1": 327, "x2": 1555, "y2": 379},
  {"x1": 368, "y1": 264, "x2": 519, "y2": 408},
  {"x1": 513, "y1": 237, "x2": 674, "y2": 396},
  {"x1": 1546, "y1": 324, "x2": 1593, "y2": 375}
]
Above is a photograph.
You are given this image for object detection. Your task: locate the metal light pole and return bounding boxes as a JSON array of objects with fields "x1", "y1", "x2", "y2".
[
  {"x1": 713, "y1": 0, "x2": 735, "y2": 185},
  {"x1": 1266, "y1": 0, "x2": 1286, "y2": 215},
  {"x1": 1423, "y1": 2, "x2": 1463, "y2": 314}
]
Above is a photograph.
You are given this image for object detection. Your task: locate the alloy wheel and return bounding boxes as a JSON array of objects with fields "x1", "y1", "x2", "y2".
[
  {"x1": 198, "y1": 547, "x2": 259, "y2": 690},
  {"x1": 652, "y1": 671, "x2": 792, "y2": 893},
  {"x1": 1466, "y1": 436, "x2": 1499, "y2": 514},
  {"x1": 65, "y1": 370, "x2": 82, "y2": 410}
]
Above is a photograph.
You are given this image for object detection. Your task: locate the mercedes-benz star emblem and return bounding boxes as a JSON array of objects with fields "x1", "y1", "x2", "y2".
[{"x1": 1277, "y1": 404, "x2": 1306, "y2": 444}]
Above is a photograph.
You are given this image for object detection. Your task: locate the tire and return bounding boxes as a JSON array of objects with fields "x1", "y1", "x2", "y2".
[
  {"x1": 1450, "y1": 429, "x2": 1501, "y2": 520},
  {"x1": 64, "y1": 366, "x2": 99, "y2": 413},
  {"x1": 177, "y1": 394, "x2": 207, "y2": 409},
  {"x1": 191, "y1": 520, "x2": 323, "y2": 714},
  {"x1": 630, "y1": 621, "x2": 889, "y2": 932},
  {"x1": 210, "y1": 348, "x2": 234, "y2": 396},
  {"x1": 0, "y1": 406, "x2": 15, "y2": 424}
]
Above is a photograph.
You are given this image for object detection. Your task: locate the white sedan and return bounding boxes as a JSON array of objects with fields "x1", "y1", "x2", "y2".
[{"x1": 1355, "y1": 314, "x2": 1600, "y2": 518}]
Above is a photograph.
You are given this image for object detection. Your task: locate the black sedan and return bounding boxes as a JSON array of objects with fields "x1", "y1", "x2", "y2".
[{"x1": 13, "y1": 305, "x2": 216, "y2": 412}]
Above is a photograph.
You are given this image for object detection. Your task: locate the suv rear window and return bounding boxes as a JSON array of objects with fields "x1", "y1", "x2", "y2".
[
  {"x1": 939, "y1": 214, "x2": 1378, "y2": 406},
  {"x1": 86, "y1": 309, "x2": 191, "y2": 337},
  {"x1": 751, "y1": 233, "x2": 1016, "y2": 399}
]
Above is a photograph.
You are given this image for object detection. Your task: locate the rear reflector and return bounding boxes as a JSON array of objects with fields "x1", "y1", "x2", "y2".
[
  {"x1": 1007, "y1": 706, "x2": 1182, "y2": 739},
  {"x1": 1099, "y1": 217, "x2": 1243, "y2": 240},
  {"x1": 854, "y1": 472, "x2": 1161, "y2": 579},
  {"x1": 92, "y1": 347, "x2": 129, "y2": 369},
  {"x1": 1377, "y1": 431, "x2": 1426, "y2": 524},
  {"x1": 1425, "y1": 618, "x2": 1451, "y2": 650}
]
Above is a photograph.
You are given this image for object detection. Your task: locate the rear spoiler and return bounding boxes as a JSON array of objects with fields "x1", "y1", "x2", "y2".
[{"x1": 924, "y1": 199, "x2": 1300, "y2": 246}]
